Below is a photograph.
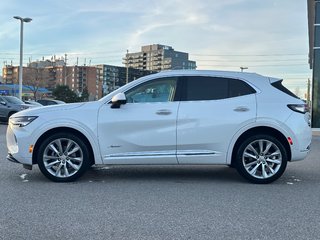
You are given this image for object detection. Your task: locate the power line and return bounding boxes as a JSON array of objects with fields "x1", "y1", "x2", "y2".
[
  {"x1": 191, "y1": 53, "x2": 307, "y2": 57},
  {"x1": 200, "y1": 63, "x2": 309, "y2": 67},
  {"x1": 193, "y1": 59, "x2": 307, "y2": 62}
]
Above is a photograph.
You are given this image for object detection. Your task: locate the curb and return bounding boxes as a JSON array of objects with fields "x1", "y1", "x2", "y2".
[{"x1": 312, "y1": 129, "x2": 320, "y2": 136}]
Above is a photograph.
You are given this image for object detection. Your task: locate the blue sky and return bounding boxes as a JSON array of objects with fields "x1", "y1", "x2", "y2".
[{"x1": 0, "y1": 0, "x2": 311, "y2": 96}]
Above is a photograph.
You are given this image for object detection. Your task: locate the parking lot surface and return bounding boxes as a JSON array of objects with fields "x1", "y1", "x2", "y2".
[{"x1": 0, "y1": 123, "x2": 319, "y2": 240}]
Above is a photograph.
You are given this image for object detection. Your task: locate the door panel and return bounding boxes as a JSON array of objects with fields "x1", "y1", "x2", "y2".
[
  {"x1": 98, "y1": 102, "x2": 179, "y2": 164},
  {"x1": 177, "y1": 76, "x2": 257, "y2": 164},
  {"x1": 97, "y1": 77, "x2": 180, "y2": 165}
]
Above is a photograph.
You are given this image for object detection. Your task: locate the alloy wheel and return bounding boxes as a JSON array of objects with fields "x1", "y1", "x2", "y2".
[
  {"x1": 43, "y1": 138, "x2": 84, "y2": 178},
  {"x1": 242, "y1": 139, "x2": 282, "y2": 179}
]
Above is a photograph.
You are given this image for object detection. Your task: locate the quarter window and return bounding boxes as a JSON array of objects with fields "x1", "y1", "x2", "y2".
[
  {"x1": 125, "y1": 78, "x2": 177, "y2": 103},
  {"x1": 183, "y1": 76, "x2": 256, "y2": 101},
  {"x1": 228, "y1": 78, "x2": 256, "y2": 97}
]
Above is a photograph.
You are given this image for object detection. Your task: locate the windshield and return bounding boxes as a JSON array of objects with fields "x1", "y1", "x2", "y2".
[{"x1": 4, "y1": 96, "x2": 24, "y2": 104}]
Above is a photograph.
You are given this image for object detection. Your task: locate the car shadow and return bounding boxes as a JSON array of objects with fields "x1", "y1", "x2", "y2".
[{"x1": 79, "y1": 165, "x2": 245, "y2": 183}]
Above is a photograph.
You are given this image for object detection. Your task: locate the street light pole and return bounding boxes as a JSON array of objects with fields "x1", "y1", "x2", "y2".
[
  {"x1": 240, "y1": 66, "x2": 248, "y2": 72},
  {"x1": 14, "y1": 16, "x2": 32, "y2": 100}
]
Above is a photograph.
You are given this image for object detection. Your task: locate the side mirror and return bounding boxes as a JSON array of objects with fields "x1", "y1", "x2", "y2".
[
  {"x1": 0, "y1": 101, "x2": 6, "y2": 106},
  {"x1": 111, "y1": 93, "x2": 127, "y2": 109}
]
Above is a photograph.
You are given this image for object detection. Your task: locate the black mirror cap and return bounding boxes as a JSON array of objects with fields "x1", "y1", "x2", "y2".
[{"x1": 110, "y1": 99, "x2": 127, "y2": 109}]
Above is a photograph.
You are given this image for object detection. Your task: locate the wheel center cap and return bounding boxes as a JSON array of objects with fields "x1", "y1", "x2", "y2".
[{"x1": 258, "y1": 156, "x2": 266, "y2": 164}]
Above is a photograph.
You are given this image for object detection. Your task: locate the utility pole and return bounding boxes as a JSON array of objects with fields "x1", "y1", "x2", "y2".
[
  {"x1": 126, "y1": 49, "x2": 129, "y2": 84},
  {"x1": 64, "y1": 53, "x2": 68, "y2": 85},
  {"x1": 307, "y1": 78, "x2": 311, "y2": 107}
]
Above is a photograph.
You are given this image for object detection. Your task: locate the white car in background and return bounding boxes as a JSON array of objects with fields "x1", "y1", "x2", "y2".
[{"x1": 6, "y1": 70, "x2": 312, "y2": 183}]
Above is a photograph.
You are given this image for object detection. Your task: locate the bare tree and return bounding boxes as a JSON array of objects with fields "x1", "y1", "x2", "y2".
[
  {"x1": 294, "y1": 86, "x2": 301, "y2": 98},
  {"x1": 24, "y1": 67, "x2": 47, "y2": 100}
]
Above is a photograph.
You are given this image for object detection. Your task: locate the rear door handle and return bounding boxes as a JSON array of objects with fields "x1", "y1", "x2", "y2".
[
  {"x1": 156, "y1": 109, "x2": 172, "y2": 115},
  {"x1": 234, "y1": 106, "x2": 249, "y2": 112}
]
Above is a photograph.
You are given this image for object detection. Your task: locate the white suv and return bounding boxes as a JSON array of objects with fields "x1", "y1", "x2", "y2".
[{"x1": 6, "y1": 70, "x2": 312, "y2": 183}]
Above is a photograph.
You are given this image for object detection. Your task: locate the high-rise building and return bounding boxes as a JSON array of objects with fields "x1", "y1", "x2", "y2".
[{"x1": 123, "y1": 44, "x2": 196, "y2": 72}]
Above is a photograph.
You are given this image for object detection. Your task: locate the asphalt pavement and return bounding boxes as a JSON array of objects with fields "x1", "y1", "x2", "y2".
[{"x1": 0, "y1": 123, "x2": 319, "y2": 240}]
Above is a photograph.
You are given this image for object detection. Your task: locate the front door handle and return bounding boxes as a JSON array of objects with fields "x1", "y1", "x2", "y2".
[
  {"x1": 234, "y1": 106, "x2": 249, "y2": 112},
  {"x1": 156, "y1": 109, "x2": 172, "y2": 115}
]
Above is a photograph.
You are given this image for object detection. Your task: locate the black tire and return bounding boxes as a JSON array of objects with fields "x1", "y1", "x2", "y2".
[
  {"x1": 37, "y1": 132, "x2": 90, "y2": 182},
  {"x1": 7, "y1": 111, "x2": 17, "y2": 122},
  {"x1": 235, "y1": 134, "x2": 288, "y2": 184}
]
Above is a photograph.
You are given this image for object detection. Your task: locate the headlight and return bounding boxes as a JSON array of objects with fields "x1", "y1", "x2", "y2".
[
  {"x1": 20, "y1": 105, "x2": 29, "y2": 110},
  {"x1": 10, "y1": 116, "x2": 38, "y2": 127}
]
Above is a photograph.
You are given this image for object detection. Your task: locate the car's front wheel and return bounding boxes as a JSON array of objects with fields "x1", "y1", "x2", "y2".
[
  {"x1": 37, "y1": 132, "x2": 90, "y2": 182},
  {"x1": 235, "y1": 135, "x2": 288, "y2": 184}
]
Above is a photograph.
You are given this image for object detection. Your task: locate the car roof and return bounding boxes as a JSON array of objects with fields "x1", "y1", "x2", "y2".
[{"x1": 138, "y1": 70, "x2": 281, "y2": 83}]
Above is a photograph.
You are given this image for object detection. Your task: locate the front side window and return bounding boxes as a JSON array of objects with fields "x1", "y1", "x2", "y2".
[{"x1": 126, "y1": 78, "x2": 177, "y2": 103}]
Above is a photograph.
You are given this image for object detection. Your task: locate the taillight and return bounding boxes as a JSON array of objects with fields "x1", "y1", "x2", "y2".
[{"x1": 287, "y1": 104, "x2": 309, "y2": 114}]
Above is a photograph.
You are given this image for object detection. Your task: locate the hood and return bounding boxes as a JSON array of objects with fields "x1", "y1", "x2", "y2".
[{"x1": 13, "y1": 102, "x2": 86, "y2": 117}]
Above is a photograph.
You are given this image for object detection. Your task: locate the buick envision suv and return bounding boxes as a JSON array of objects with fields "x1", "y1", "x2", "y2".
[{"x1": 6, "y1": 70, "x2": 312, "y2": 183}]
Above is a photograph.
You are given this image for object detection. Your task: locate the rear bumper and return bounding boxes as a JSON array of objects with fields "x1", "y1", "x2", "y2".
[{"x1": 284, "y1": 112, "x2": 312, "y2": 161}]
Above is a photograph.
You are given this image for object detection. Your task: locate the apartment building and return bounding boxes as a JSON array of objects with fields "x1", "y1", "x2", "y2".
[
  {"x1": 96, "y1": 64, "x2": 155, "y2": 95},
  {"x1": 2, "y1": 61, "x2": 102, "y2": 100},
  {"x1": 55, "y1": 65, "x2": 102, "y2": 100},
  {"x1": 123, "y1": 44, "x2": 197, "y2": 71}
]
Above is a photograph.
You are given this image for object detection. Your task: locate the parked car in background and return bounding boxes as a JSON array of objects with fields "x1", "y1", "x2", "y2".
[
  {"x1": 0, "y1": 96, "x2": 33, "y2": 122},
  {"x1": 6, "y1": 70, "x2": 312, "y2": 183},
  {"x1": 37, "y1": 99, "x2": 65, "y2": 106},
  {"x1": 24, "y1": 100, "x2": 43, "y2": 107}
]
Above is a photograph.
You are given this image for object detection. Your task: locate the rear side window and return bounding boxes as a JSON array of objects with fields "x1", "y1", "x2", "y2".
[
  {"x1": 183, "y1": 76, "x2": 256, "y2": 101},
  {"x1": 271, "y1": 80, "x2": 299, "y2": 99},
  {"x1": 184, "y1": 76, "x2": 228, "y2": 101}
]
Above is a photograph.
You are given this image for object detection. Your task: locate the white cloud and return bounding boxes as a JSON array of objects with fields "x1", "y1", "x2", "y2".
[{"x1": 0, "y1": 0, "x2": 311, "y2": 94}]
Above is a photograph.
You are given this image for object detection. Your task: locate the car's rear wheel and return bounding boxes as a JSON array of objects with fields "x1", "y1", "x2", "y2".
[
  {"x1": 235, "y1": 134, "x2": 288, "y2": 184},
  {"x1": 37, "y1": 132, "x2": 90, "y2": 182}
]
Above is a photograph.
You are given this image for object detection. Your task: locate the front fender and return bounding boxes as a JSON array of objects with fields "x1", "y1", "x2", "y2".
[{"x1": 32, "y1": 117, "x2": 102, "y2": 165}]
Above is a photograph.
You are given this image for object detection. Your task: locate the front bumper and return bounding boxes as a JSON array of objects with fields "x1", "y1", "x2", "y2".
[
  {"x1": 7, "y1": 153, "x2": 20, "y2": 163},
  {"x1": 6, "y1": 153, "x2": 33, "y2": 170},
  {"x1": 6, "y1": 122, "x2": 34, "y2": 165}
]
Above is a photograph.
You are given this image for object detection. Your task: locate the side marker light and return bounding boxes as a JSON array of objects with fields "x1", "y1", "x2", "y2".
[{"x1": 29, "y1": 145, "x2": 34, "y2": 153}]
